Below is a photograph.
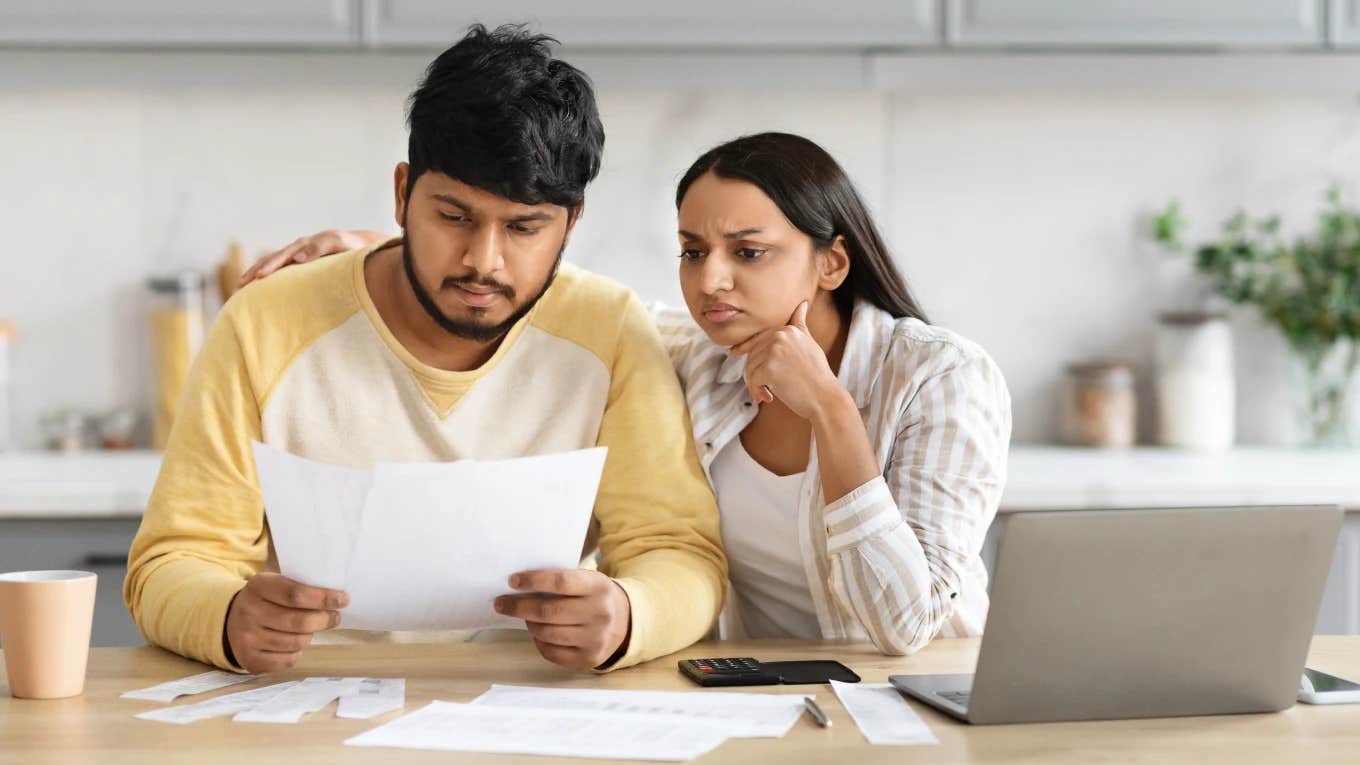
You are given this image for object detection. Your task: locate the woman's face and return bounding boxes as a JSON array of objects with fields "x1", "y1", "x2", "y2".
[{"x1": 677, "y1": 171, "x2": 835, "y2": 347}]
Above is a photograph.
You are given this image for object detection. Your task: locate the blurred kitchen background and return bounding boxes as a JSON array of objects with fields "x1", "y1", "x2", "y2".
[{"x1": 2, "y1": 1, "x2": 1359, "y2": 644}]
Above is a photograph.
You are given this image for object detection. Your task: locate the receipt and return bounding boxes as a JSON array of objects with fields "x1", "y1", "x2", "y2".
[
  {"x1": 234, "y1": 677, "x2": 364, "y2": 724},
  {"x1": 832, "y1": 681, "x2": 937, "y2": 745},
  {"x1": 122, "y1": 670, "x2": 258, "y2": 703},
  {"x1": 337, "y1": 678, "x2": 406, "y2": 720},
  {"x1": 135, "y1": 682, "x2": 299, "y2": 725}
]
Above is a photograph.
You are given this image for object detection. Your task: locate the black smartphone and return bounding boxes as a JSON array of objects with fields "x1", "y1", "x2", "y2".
[{"x1": 678, "y1": 657, "x2": 860, "y2": 687}]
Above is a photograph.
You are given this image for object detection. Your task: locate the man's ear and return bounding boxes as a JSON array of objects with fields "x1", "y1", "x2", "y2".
[
  {"x1": 818, "y1": 235, "x2": 851, "y2": 291},
  {"x1": 393, "y1": 162, "x2": 411, "y2": 227}
]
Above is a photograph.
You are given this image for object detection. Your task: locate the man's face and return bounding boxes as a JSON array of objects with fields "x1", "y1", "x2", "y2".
[{"x1": 395, "y1": 164, "x2": 576, "y2": 342}]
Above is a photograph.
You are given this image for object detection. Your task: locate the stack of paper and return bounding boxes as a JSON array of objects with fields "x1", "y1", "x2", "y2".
[
  {"x1": 472, "y1": 683, "x2": 809, "y2": 738},
  {"x1": 252, "y1": 443, "x2": 608, "y2": 632},
  {"x1": 344, "y1": 701, "x2": 730, "y2": 762},
  {"x1": 344, "y1": 684, "x2": 812, "y2": 761}
]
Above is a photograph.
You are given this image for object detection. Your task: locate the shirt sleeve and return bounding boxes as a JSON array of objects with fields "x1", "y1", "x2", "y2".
[
  {"x1": 594, "y1": 295, "x2": 728, "y2": 670},
  {"x1": 123, "y1": 307, "x2": 268, "y2": 671},
  {"x1": 822, "y1": 346, "x2": 1011, "y2": 655}
]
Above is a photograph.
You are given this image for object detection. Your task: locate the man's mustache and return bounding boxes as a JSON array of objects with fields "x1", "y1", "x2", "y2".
[{"x1": 441, "y1": 275, "x2": 514, "y2": 299}]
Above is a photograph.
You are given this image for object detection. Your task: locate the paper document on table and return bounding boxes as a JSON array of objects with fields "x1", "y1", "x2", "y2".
[
  {"x1": 134, "y1": 682, "x2": 299, "y2": 725},
  {"x1": 251, "y1": 442, "x2": 607, "y2": 631},
  {"x1": 832, "y1": 680, "x2": 937, "y2": 745},
  {"x1": 343, "y1": 701, "x2": 729, "y2": 761},
  {"x1": 337, "y1": 678, "x2": 405, "y2": 719},
  {"x1": 472, "y1": 683, "x2": 809, "y2": 738},
  {"x1": 234, "y1": 677, "x2": 364, "y2": 723},
  {"x1": 121, "y1": 670, "x2": 258, "y2": 702}
]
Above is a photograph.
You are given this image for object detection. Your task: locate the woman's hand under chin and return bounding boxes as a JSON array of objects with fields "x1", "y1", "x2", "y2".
[
  {"x1": 239, "y1": 229, "x2": 390, "y2": 288},
  {"x1": 728, "y1": 301, "x2": 849, "y2": 422}
]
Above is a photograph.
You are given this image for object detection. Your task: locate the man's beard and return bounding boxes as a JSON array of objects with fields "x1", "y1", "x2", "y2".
[{"x1": 402, "y1": 235, "x2": 564, "y2": 343}]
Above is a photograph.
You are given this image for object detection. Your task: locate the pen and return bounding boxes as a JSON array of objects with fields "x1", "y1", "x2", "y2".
[{"x1": 803, "y1": 696, "x2": 831, "y2": 728}]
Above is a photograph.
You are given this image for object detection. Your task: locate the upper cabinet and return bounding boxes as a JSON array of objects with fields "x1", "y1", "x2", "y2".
[
  {"x1": 1, "y1": 0, "x2": 1355, "y2": 53},
  {"x1": 1332, "y1": 0, "x2": 1360, "y2": 46},
  {"x1": 362, "y1": 0, "x2": 940, "y2": 48},
  {"x1": 0, "y1": 0, "x2": 360, "y2": 48},
  {"x1": 945, "y1": 0, "x2": 1326, "y2": 48}
]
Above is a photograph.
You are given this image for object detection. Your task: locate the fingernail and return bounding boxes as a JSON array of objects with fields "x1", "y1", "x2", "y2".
[
  {"x1": 508, "y1": 575, "x2": 521, "y2": 588},
  {"x1": 494, "y1": 598, "x2": 507, "y2": 613}
]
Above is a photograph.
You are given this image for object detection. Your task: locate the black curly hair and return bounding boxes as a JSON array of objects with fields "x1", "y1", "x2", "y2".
[{"x1": 405, "y1": 24, "x2": 605, "y2": 211}]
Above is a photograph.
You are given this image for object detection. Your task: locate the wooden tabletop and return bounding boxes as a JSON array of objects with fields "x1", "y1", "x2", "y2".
[{"x1": 3, "y1": 637, "x2": 1359, "y2": 764}]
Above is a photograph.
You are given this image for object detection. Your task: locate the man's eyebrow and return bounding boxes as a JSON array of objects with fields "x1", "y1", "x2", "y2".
[
  {"x1": 430, "y1": 193, "x2": 472, "y2": 211},
  {"x1": 679, "y1": 229, "x2": 702, "y2": 241},
  {"x1": 509, "y1": 212, "x2": 555, "y2": 223}
]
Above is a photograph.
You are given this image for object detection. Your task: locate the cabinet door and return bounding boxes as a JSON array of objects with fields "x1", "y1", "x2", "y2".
[
  {"x1": 364, "y1": 0, "x2": 940, "y2": 48},
  {"x1": 1331, "y1": 0, "x2": 1360, "y2": 46},
  {"x1": 946, "y1": 0, "x2": 1324, "y2": 47},
  {"x1": 0, "y1": 519, "x2": 144, "y2": 647},
  {"x1": 0, "y1": 0, "x2": 359, "y2": 47}
]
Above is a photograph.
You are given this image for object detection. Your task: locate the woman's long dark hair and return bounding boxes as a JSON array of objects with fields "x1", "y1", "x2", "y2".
[{"x1": 675, "y1": 132, "x2": 927, "y2": 322}]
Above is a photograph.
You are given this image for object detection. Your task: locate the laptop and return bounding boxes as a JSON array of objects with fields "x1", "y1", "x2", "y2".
[{"x1": 890, "y1": 505, "x2": 1342, "y2": 725}]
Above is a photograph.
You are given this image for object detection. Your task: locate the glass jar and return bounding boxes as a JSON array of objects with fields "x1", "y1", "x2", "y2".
[
  {"x1": 1154, "y1": 312, "x2": 1235, "y2": 451},
  {"x1": 1061, "y1": 361, "x2": 1137, "y2": 448},
  {"x1": 147, "y1": 273, "x2": 206, "y2": 450},
  {"x1": 40, "y1": 409, "x2": 89, "y2": 453}
]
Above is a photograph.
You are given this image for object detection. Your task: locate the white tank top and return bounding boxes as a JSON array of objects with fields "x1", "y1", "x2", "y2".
[{"x1": 709, "y1": 436, "x2": 821, "y2": 639}]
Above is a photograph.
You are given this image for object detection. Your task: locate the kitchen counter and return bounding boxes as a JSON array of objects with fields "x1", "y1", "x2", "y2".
[
  {"x1": 1, "y1": 446, "x2": 1358, "y2": 518},
  {"x1": 0, "y1": 450, "x2": 160, "y2": 518},
  {"x1": 1004, "y1": 446, "x2": 1360, "y2": 511}
]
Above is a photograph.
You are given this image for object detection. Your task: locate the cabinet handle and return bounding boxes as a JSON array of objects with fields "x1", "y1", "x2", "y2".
[{"x1": 82, "y1": 553, "x2": 127, "y2": 567}]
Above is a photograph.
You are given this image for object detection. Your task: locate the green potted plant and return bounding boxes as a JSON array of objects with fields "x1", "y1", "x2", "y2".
[{"x1": 1154, "y1": 188, "x2": 1360, "y2": 447}]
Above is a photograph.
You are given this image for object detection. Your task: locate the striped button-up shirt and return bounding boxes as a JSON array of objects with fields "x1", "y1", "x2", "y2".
[{"x1": 653, "y1": 298, "x2": 1012, "y2": 654}]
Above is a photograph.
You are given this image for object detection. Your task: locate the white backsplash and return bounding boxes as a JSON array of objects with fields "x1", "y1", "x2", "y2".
[{"x1": 2, "y1": 50, "x2": 1358, "y2": 449}]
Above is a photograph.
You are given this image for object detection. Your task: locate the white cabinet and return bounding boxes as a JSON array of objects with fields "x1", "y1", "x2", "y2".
[
  {"x1": 363, "y1": 0, "x2": 940, "y2": 48},
  {"x1": 946, "y1": 0, "x2": 1325, "y2": 48},
  {"x1": 1331, "y1": 0, "x2": 1360, "y2": 46},
  {"x1": 0, "y1": 0, "x2": 360, "y2": 47}
]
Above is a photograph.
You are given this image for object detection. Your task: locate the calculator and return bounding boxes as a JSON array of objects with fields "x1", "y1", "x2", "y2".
[
  {"x1": 678, "y1": 657, "x2": 860, "y2": 687},
  {"x1": 678, "y1": 657, "x2": 778, "y2": 686}
]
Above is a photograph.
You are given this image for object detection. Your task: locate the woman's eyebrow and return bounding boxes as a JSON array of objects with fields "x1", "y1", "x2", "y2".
[
  {"x1": 678, "y1": 228, "x2": 764, "y2": 240},
  {"x1": 723, "y1": 228, "x2": 763, "y2": 239}
]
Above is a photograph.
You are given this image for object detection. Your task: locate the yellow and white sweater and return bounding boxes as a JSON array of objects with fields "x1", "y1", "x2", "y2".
[{"x1": 125, "y1": 239, "x2": 727, "y2": 671}]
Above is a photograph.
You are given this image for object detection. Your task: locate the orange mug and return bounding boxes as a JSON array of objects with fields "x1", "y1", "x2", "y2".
[{"x1": 0, "y1": 570, "x2": 97, "y2": 699}]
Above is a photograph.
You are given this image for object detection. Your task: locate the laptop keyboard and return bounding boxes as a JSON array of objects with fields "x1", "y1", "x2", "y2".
[{"x1": 937, "y1": 690, "x2": 972, "y2": 707}]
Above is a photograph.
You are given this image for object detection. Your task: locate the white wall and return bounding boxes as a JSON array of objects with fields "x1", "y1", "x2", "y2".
[{"x1": 2, "y1": 50, "x2": 1356, "y2": 449}]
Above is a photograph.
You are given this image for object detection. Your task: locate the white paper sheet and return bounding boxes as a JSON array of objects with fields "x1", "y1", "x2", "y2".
[
  {"x1": 134, "y1": 682, "x2": 299, "y2": 725},
  {"x1": 234, "y1": 676, "x2": 364, "y2": 724},
  {"x1": 252, "y1": 442, "x2": 371, "y2": 590},
  {"x1": 471, "y1": 683, "x2": 808, "y2": 738},
  {"x1": 831, "y1": 680, "x2": 938, "y2": 746},
  {"x1": 251, "y1": 442, "x2": 607, "y2": 631},
  {"x1": 343, "y1": 701, "x2": 729, "y2": 762},
  {"x1": 337, "y1": 678, "x2": 405, "y2": 719},
  {"x1": 121, "y1": 670, "x2": 258, "y2": 703}
]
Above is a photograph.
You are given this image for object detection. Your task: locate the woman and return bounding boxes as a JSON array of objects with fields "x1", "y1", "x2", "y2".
[{"x1": 242, "y1": 132, "x2": 1011, "y2": 655}]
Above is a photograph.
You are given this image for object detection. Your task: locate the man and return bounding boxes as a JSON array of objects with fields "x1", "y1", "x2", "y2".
[{"x1": 124, "y1": 25, "x2": 726, "y2": 674}]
